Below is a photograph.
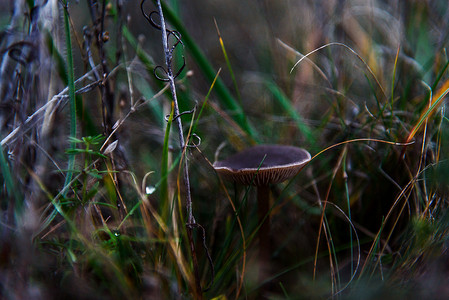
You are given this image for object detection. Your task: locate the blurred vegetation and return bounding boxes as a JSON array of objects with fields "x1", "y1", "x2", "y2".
[{"x1": 1, "y1": 0, "x2": 449, "y2": 299}]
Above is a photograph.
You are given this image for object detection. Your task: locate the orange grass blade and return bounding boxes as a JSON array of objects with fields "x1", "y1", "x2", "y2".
[
  {"x1": 406, "y1": 79, "x2": 449, "y2": 143},
  {"x1": 214, "y1": 19, "x2": 242, "y2": 104},
  {"x1": 308, "y1": 138, "x2": 413, "y2": 283}
]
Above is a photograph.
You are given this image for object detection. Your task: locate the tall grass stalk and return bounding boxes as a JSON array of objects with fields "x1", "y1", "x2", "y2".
[
  {"x1": 154, "y1": 0, "x2": 202, "y2": 297},
  {"x1": 61, "y1": 1, "x2": 77, "y2": 197},
  {"x1": 214, "y1": 20, "x2": 242, "y2": 104},
  {"x1": 342, "y1": 150, "x2": 354, "y2": 279}
]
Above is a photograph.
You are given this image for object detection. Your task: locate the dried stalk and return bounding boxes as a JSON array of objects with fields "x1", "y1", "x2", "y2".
[{"x1": 154, "y1": 0, "x2": 202, "y2": 298}]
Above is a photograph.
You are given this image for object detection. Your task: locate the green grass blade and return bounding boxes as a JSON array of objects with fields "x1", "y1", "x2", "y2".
[
  {"x1": 390, "y1": 46, "x2": 400, "y2": 124},
  {"x1": 161, "y1": 103, "x2": 174, "y2": 206},
  {"x1": 407, "y1": 80, "x2": 449, "y2": 142},
  {"x1": 343, "y1": 152, "x2": 354, "y2": 278},
  {"x1": 158, "y1": 1, "x2": 258, "y2": 141},
  {"x1": 265, "y1": 80, "x2": 316, "y2": 146},
  {"x1": 25, "y1": 0, "x2": 34, "y2": 9},
  {"x1": 192, "y1": 68, "x2": 221, "y2": 134},
  {"x1": 61, "y1": 1, "x2": 77, "y2": 197},
  {"x1": 122, "y1": 25, "x2": 155, "y2": 70},
  {"x1": 122, "y1": 25, "x2": 168, "y2": 124},
  {"x1": 45, "y1": 31, "x2": 98, "y2": 136},
  {"x1": 0, "y1": 144, "x2": 22, "y2": 219},
  {"x1": 431, "y1": 60, "x2": 449, "y2": 91}
]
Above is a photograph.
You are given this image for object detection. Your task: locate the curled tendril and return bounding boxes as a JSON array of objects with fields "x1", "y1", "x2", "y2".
[
  {"x1": 141, "y1": 0, "x2": 185, "y2": 81},
  {"x1": 164, "y1": 103, "x2": 197, "y2": 122},
  {"x1": 140, "y1": 0, "x2": 158, "y2": 28},
  {"x1": 153, "y1": 65, "x2": 170, "y2": 82},
  {"x1": 167, "y1": 30, "x2": 183, "y2": 51},
  {"x1": 148, "y1": 11, "x2": 162, "y2": 30},
  {"x1": 187, "y1": 133, "x2": 201, "y2": 148}
]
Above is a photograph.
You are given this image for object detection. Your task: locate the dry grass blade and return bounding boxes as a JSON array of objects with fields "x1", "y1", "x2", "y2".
[
  {"x1": 290, "y1": 42, "x2": 388, "y2": 102},
  {"x1": 405, "y1": 79, "x2": 449, "y2": 143}
]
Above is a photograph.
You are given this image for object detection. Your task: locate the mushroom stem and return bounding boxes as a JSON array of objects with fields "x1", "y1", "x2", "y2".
[
  {"x1": 257, "y1": 185, "x2": 271, "y2": 275},
  {"x1": 213, "y1": 144, "x2": 311, "y2": 293}
]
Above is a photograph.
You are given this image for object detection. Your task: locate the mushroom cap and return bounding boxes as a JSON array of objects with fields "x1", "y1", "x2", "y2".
[{"x1": 213, "y1": 144, "x2": 311, "y2": 186}]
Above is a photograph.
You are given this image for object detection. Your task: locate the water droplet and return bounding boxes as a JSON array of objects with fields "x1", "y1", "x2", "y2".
[{"x1": 146, "y1": 186, "x2": 156, "y2": 195}]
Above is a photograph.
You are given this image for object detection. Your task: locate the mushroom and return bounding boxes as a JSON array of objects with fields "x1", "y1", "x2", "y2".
[{"x1": 213, "y1": 144, "x2": 311, "y2": 274}]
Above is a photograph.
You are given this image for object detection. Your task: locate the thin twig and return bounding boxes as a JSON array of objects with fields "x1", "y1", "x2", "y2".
[
  {"x1": 154, "y1": 0, "x2": 202, "y2": 297},
  {"x1": 1, "y1": 67, "x2": 101, "y2": 147}
]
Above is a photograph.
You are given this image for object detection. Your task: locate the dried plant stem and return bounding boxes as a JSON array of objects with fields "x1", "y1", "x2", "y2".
[
  {"x1": 87, "y1": 0, "x2": 114, "y2": 134},
  {"x1": 155, "y1": 0, "x2": 202, "y2": 297}
]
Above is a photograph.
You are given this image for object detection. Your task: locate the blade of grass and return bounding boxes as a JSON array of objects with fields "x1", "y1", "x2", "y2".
[
  {"x1": 406, "y1": 79, "x2": 449, "y2": 143},
  {"x1": 192, "y1": 68, "x2": 222, "y2": 134},
  {"x1": 342, "y1": 148, "x2": 354, "y2": 279},
  {"x1": 265, "y1": 80, "x2": 317, "y2": 146},
  {"x1": 361, "y1": 170, "x2": 419, "y2": 278},
  {"x1": 390, "y1": 45, "x2": 400, "y2": 124},
  {"x1": 214, "y1": 20, "x2": 242, "y2": 104},
  {"x1": 0, "y1": 144, "x2": 22, "y2": 219},
  {"x1": 133, "y1": 76, "x2": 164, "y2": 125},
  {"x1": 25, "y1": 0, "x2": 34, "y2": 9},
  {"x1": 161, "y1": 102, "x2": 174, "y2": 210},
  {"x1": 312, "y1": 149, "x2": 345, "y2": 290},
  {"x1": 194, "y1": 145, "x2": 246, "y2": 298},
  {"x1": 290, "y1": 42, "x2": 388, "y2": 104},
  {"x1": 28, "y1": 168, "x2": 76, "y2": 232},
  {"x1": 259, "y1": 201, "x2": 361, "y2": 295},
  {"x1": 431, "y1": 60, "x2": 449, "y2": 91},
  {"x1": 156, "y1": 0, "x2": 258, "y2": 142},
  {"x1": 45, "y1": 26, "x2": 97, "y2": 136},
  {"x1": 153, "y1": 1, "x2": 202, "y2": 296},
  {"x1": 122, "y1": 25, "x2": 155, "y2": 70},
  {"x1": 134, "y1": 172, "x2": 195, "y2": 292},
  {"x1": 61, "y1": 1, "x2": 77, "y2": 197},
  {"x1": 214, "y1": 176, "x2": 247, "y2": 300},
  {"x1": 122, "y1": 23, "x2": 175, "y2": 118}
]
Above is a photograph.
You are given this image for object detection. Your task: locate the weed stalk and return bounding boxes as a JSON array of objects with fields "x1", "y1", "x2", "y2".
[{"x1": 150, "y1": 0, "x2": 203, "y2": 297}]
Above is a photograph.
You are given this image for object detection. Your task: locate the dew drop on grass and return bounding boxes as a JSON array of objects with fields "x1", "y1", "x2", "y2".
[{"x1": 146, "y1": 186, "x2": 156, "y2": 195}]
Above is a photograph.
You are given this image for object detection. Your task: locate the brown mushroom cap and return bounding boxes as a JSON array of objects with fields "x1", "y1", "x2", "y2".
[{"x1": 213, "y1": 144, "x2": 311, "y2": 186}]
